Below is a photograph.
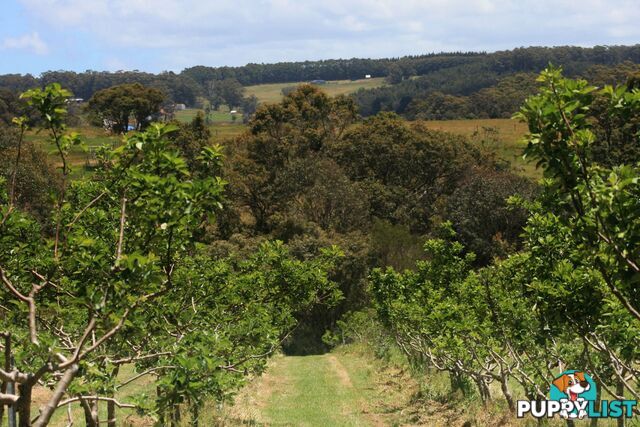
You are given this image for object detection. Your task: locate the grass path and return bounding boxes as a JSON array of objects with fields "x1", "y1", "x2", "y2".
[{"x1": 226, "y1": 352, "x2": 390, "y2": 426}]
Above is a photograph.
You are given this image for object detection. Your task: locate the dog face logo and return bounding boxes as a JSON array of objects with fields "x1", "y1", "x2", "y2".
[
  {"x1": 550, "y1": 370, "x2": 597, "y2": 419},
  {"x1": 518, "y1": 369, "x2": 636, "y2": 419},
  {"x1": 553, "y1": 372, "x2": 590, "y2": 401}
]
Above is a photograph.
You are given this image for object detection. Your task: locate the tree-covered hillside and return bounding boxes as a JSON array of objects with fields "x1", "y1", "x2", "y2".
[{"x1": 1, "y1": 45, "x2": 640, "y2": 110}]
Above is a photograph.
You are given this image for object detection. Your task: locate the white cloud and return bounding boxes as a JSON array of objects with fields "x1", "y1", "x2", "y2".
[
  {"x1": 1, "y1": 31, "x2": 48, "y2": 55},
  {"x1": 15, "y1": 0, "x2": 640, "y2": 70}
]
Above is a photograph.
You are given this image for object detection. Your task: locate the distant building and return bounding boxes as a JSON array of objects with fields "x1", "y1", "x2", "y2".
[
  {"x1": 230, "y1": 110, "x2": 238, "y2": 114},
  {"x1": 65, "y1": 98, "x2": 84, "y2": 104},
  {"x1": 310, "y1": 79, "x2": 326, "y2": 85},
  {"x1": 365, "y1": 75, "x2": 372, "y2": 79},
  {"x1": 175, "y1": 103, "x2": 187, "y2": 110}
]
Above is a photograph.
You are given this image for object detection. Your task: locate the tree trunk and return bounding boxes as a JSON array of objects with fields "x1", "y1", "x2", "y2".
[
  {"x1": 617, "y1": 380, "x2": 625, "y2": 427},
  {"x1": 7, "y1": 380, "x2": 16, "y2": 427},
  {"x1": 191, "y1": 402, "x2": 200, "y2": 427},
  {"x1": 2, "y1": 336, "x2": 15, "y2": 427},
  {"x1": 17, "y1": 383, "x2": 32, "y2": 427},
  {"x1": 473, "y1": 375, "x2": 490, "y2": 405},
  {"x1": 156, "y1": 385, "x2": 165, "y2": 427},
  {"x1": 92, "y1": 400, "x2": 99, "y2": 426},
  {"x1": 80, "y1": 398, "x2": 94, "y2": 427},
  {"x1": 34, "y1": 364, "x2": 79, "y2": 427},
  {"x1": 107, "y1": 365, "x2": 120, "y2": 427},
  {"x1": 499, "y1": 371, "x2": 515, "y2": 412},
  {"x1": 170, "y1": 401, "x2": 181, "y2": 427},
  {"x1": 107, "y1": 399, "x2": 116, "y2": 427}
]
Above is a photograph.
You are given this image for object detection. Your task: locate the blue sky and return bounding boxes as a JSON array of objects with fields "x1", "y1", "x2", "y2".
[{"x1": 1, "y1": 0, "x2": 639, "y2": 75}]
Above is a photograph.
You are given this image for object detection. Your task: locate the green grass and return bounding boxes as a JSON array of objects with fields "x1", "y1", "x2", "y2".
[
  {"x1": 216, "y1": 350, "x2": 405, "y2": 426},
  {"x1": 210, "y1": 123, "x2": 246, "y2": 141},
  {"x1": 27, "y1": 120, "x2": 246, "y2": 179},
  {"x1": 24, "y1": 126, "x2": 120, "y2": 178},
  {"x1": 245, "y1": 78, "x2": 386, "y2": 104},
  {"x1": 174, "y1": 108, "x2": 242, "y2": 124},
  {"x1": 261, "y1": 355, "x2": 367, "y2": 426}
]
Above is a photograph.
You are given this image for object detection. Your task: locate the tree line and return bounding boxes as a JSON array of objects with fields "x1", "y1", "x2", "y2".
[
  {"x1": 1, "y1": 45, "x2": 640, "y2": 108},
  {"x1": 354, "y1": 58, "x2": 640, "y2": 120}
]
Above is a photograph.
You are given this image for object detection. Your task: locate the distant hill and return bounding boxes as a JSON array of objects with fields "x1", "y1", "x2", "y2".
[{"x1": 1, "y1": 45, "x2": 639, "y2": 112}]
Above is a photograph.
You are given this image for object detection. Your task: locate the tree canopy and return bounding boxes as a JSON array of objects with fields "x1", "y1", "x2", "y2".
[{"x1": 87, "y1": 83, "x2": 165, "y2": 133}]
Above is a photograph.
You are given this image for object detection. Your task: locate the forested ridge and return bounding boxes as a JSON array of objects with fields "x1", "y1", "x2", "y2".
[{"x1": 2, "y1": 45, "x2": 640, "y2": 107}]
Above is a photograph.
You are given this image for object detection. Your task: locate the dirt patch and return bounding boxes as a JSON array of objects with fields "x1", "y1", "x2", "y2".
[
  {"x1": 31, "y1": 386, "x2": 54, "y2": 410},
  {"x1": 327, "y1": 355, "x2": 354, "y2": 389}
]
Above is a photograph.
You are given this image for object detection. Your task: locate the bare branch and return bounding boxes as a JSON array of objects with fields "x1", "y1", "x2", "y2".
[
  {"x1": 0, "y1": 392, "x2": 19, "y2": 404},
  {"x1": 115, "y1": 196, "x2": 127, "y2": 265},
  {"x1": 0, "y1": 266, "x2": 48, "y2": 344},
  {"x1": 0, "y1": 267, "x2": 29, "y2": 303},
  {"x1": 116, "y1": 366, "x2": 176, "y2": 389},
  {"x1": 66, "y1": 191, "x2": 107, "y2": 231},
  {"x1": 109, "y1": 352, "x2": 172, "y2": 366},
  {"x1": 56, "y1": 396, "x2": 136, "y2": 409},
  {"x1": 66, "y1": 316, "x2": 97, "y2": 366}
]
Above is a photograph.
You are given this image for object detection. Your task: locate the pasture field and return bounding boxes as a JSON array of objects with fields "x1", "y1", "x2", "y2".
[
  {"x1": 245, "y1": 77, "x2": 386, "y2": 104},
  {"x1": 24, "y1": 126, "x2": 120, "y2": 178},
  {"x1": 174, "y1": 108, "x2": 241, "y2": 124},
  {"x1": 420, "y1": 118, "x2": 538, "y2": 179},
  {"x1": 27, "y1": 117, "x2": 534, "y2": 180},
  {"x1": 25, "y1": 121, "x2": 245, "y2": 177}
]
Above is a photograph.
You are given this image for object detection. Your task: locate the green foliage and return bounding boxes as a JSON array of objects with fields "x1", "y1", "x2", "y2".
[
  {"x1": 206, "y1": 78, "x2": 245, "y2": 110},
  {"x1": 443, "y1": 167, "x2": 537, "y2": 264},
  {"x1": 515, "y1": 65, "x2": 640, "y2": 320},
  {"x1": 221, "y1": 86, "x2": 534, "y2": 354},
  {"x1": 87, "y1": 82, "x2": 165, "y2": 133},
  {"x1": 0, "y1": 129, "x2": 62, "y2": 222},
  {"x1": 148, "y1": 241, "x2": 342, "y2": 419},
  {"x1": 0, "y1": 83, "x2": 344, "y2": 426},
  {"x1": 369, "y1": 68, "x2": 640, "y2": 414},
  {"x1": 0, "y1": 89, "x2": 27, "y2": 125}
]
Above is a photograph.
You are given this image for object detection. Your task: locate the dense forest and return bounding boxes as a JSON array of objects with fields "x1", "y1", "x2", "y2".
[{"x1": 353, "y1": 55, "x2": 640, "y2": 119}]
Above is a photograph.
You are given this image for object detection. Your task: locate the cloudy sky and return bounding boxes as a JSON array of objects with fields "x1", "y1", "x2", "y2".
[{"x1": 1, "y1": 0, "x2": 639, "y2": 75}]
